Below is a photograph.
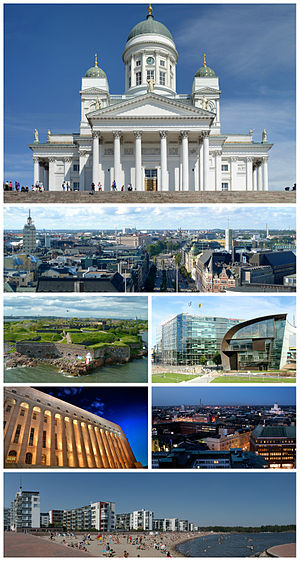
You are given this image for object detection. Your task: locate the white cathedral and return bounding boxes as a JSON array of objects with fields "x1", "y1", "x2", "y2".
[{"x1": 30, "y1": 5, "x2": 272, "y2": 192}]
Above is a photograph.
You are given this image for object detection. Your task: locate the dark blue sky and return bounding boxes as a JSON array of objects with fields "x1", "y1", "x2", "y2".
[
  {"x1": 4, "y1": 473, "x2": 295, "y2": 526},
  {"x1": 33, "y1": 387, "x2": 148, "y2": 466},
  {"x1": 4, "y1": 3, "x2": 295, "y2": 188},
  {"x1": 152, "y1": 387, "x2": 296, "y2": 406}
]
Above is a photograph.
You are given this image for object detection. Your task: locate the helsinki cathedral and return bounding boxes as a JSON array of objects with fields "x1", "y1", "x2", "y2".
[{"x1": 30, "y1": 5, "x2": 272, "y2": 192}]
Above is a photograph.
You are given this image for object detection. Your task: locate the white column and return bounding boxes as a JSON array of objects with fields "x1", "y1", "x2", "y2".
[
  {"x1": 160, "y1": 131, "x2": 168, "y2": 191},
  {"x1": 113, "y1": 131, "x2": 121, "y2": 189},
  {"x1": 253, "y1": 164, "x2": 257, "y2": 191},
  {"x1": 92, "y1": 132, "x2": 99, "y2": 185},
  {"x1": 257, "y1": 161, "x2": 263, "y2": 191},
  {"x1": 246, "y1": 157, "x2": 253, "y2": 191},
  {"x1": 33, "y1": 157, "x2": 39, "y2": 185},
  {"x1": 230, "y1": 157, "x2": 238, "y2": 191},
  {"x1": 181, "y1": 131, "x2": 189, "y2": 191},
  {"x1": 202, "y1": 131, "x2": 210, "y2": 190},
  {"x1": 134, "y1": 131, "x2": 142, "y2": 191},
  {"x1": 130, "y1": 55, "x2": 134, "y2": 88},
  {"x1": 64, "y1": 158, "x2": 72, "y2": 185},
  {"x1": 142, "y1": 51, "x2": 146, "y2": 84},
  {"x1": 199, "y1": 137, "x2": 203, "y2": 191},
  {"x1": 262, "y1": 157, "x2": 269, "y2": 191},
  {"x1": 79, "y1": 151, "x2": 86, "y2": 191},
  {"x1": 48, "y1": 158, "x2": 56, "y2": 191},
  {"x1": 179, "y1": 135, "x2": 183, "y2": 190},
  {"x1": 155, "y1": 50, "x2": 159, "y2": 87},
  {"x1": 215, "y1": 151, "x2": 222, "y2": 191}
]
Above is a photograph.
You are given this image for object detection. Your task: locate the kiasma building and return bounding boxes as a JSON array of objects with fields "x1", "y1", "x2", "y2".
[
  {"x1": 29, "y1": 5, "x2": 272, "y2": 192},
  {"x1": 4, "y1": 387, "x2": 141, "y2": 468}
]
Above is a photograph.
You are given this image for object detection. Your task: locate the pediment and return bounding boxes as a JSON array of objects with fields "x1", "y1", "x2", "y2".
[
  {"x1": 81, "y1": 87, "x2": 108, "y2": 95},
  {"x1": 194, "y1": 87, "x2": 220, "y2": 94},
  {"x1": 87, "y1": 93, "x2": 214, "y2": 119}
]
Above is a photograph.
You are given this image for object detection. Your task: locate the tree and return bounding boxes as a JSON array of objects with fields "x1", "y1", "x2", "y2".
[
  {"x1": 199, "y1": 355, "x2": 207, "y2": 365},
  {"x1": 174, "y1": 253, "x2": 182, "y2": 267},
  {"x1": 213, "y1": 351, "x2": 222, "y2": 365}
]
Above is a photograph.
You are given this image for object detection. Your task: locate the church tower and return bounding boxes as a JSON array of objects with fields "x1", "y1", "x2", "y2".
[
  {"x1": 80, "y1": 54, "x2": 110, "y2": 135},
  {"x1": 122, "y1": 5, "x2": 178, "y2": 96},
  {"x1": 22, "y1": 210, "x2": 36, "y2": 254}
]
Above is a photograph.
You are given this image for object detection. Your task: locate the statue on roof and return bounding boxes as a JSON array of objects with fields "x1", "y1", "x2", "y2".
[
  {"x1": 34, "y1": 129, "x2": 39, "y2": 143},
  {"x1": 95, "y1": 97, "x2": 102, "y2": 110},
  {"x1": 202, "y1": 96, "x2": 208, "y2": 110},
  {"x1": 262, "y1": 129, "x2": 267, "y2": 142}
]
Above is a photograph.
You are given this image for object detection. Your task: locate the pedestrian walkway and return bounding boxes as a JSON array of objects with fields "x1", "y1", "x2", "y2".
[{"x1": 4, "y1": 532, "x2": 92, "y2": 557}]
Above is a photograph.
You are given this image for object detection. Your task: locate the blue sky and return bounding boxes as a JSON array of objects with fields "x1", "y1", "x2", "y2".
[
  {"x1": 4, "y1": 205, "x2": 296, "y2": 230},
  {"x1": 33, "y1": 387, "x2": 148, "y2": 466},
  {"x1": 4, "y1": 294, "x2": 148, "y2": 319},
  {"x1": 4, "y1": 472, "x2": 296, "y2": 525},
  {"x1": 152, "y1": 295, "x2": 296, "y2": 344},
  {"x1": 152, "y1": 386, "x2": 296, "y2": 406},
  {"x1": 4, "y1": 3, "x2": 295, "y2": 189}
]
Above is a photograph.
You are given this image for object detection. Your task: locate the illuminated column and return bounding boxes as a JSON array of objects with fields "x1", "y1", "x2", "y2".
[
  {"x1": 90, "y1": 426, "x2": 104, "y2": 468},
  {"x1": 95, "y1": 429, "x2": 110, "y2": 468},
  {"x1": 113, "y1": 131, "x2": 121, "y2": 188},
  {"x1": 50, "y1": 412, "x2": 56, "y2": 466},
  {"x1": 78, "y1": 422, "x2": 88, "y2": 467},
  {"x1": 119, "y1": 436, "x2": 133, "y2": 467},
  {"x1": 92, "y1": 132, "x2": 99, "y2": 185},
  {"x1": 134, "y1": 131, "x2": 142, "y2": 191},
  {"x1": 181, "y1": 131, "x2": 189, "y2": 191},
  {"x1": 85, "y1": 425, "x2": 96, "y2": 468},
  {"x1": 160, "y1": 131, "x2": 168, "y2": 191},
  {"x1": 123, "y1": 437, "x2": 136, "y2": 465},
  {"x1": 246, "y1": 157, "x2": 253, "y2": 191},
  {"x1": 60, "y1": 417, "x2": 68, "y2": 466},
  {"x1": 33, "y1": 157, "x2": 39, "y2": 185},
  {"x1": 36, "y1": 408, "x2": 46, "y2": 465},
  {"x1": 70, "y1": 420, "x2": 79, "y2": 468},
  {"x1": 102, "y1": 430, "x2": 116, "y2": 468},
  {"x1": 106, "y1": 431, "x2": 119, "y2": 467},
  {"x1": 109, "y1": 432, "x2": 122, "y2": 468},
  {"x1": 18, "y1": 405, "x2": 34, "y2": 464},
  {"x1": 113, "y1": 434, "x2": 128, "y2": 467},
  {"x1": 202, "y1": 131, "x2": 210, "y2": 189},
  {"x1": 4, "y1": 400, "x2": 21, "y2": 458}
]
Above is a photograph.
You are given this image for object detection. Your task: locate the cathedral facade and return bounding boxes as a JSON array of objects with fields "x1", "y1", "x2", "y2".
[{"x1": 29, "y1": 6, "x2": 272, "y2": 192}]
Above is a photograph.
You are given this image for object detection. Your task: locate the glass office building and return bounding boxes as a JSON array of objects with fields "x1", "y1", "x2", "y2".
[
  {"x1": 159, "y1": 314, "x2": 240, "y2": 365},
  {"x1": 221, "y1": 314, "x2": 295, "y2": 371}
]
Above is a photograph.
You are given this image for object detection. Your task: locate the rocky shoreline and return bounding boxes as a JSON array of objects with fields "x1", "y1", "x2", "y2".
[{"x1": 5, "y1": 350, "x2": 147, "y2": 376}]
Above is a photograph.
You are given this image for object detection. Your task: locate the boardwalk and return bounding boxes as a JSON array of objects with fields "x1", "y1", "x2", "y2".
[
  {"x1": 3, "y1": 191, "x2": 296, "y2": 205},
  {"x1": 4, "y1": 532, "x2": 92, "y2": 557},
  {"x1": 266, "y1": 543, "x2": 296, "y2": 557}
]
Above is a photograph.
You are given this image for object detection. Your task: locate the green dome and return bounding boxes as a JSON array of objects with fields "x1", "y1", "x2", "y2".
[
  {"x1": 127, "y1": 12, "x2": 173, "y2": 42},
  {"x1": 85, "y1": 54, "x2": 106, "y2": 78},
  {"x1": 195, "y1": 55, "x2": 216, "y2": 77},
  {"x1": 195, "y1": 65, "x2": 216, "y2": 78}
]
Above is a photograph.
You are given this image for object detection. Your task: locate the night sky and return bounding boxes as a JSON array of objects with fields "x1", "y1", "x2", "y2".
[
  {"x1": 152, "y1": 387, "x2": 296, "y2": 406},
  {"x1": 4, "y1": 472, "x2": 295, "y2": 527},
  {"x1": 33, "y1": 387, "x2": 148, "y2": 466}
]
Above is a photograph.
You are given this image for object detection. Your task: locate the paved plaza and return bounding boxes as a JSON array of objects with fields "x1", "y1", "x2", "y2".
[{"x1": 4, "y1": 532, "x2": 92, "y2": 557}]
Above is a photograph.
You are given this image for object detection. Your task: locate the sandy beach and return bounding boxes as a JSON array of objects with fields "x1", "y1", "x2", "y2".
[{"x1": 40, "y1": 531, "x2": 210, "y2": 557}]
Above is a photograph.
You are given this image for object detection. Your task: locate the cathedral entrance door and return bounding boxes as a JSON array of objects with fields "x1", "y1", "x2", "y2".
[{"x1": 144, "y1": 169, "x2": 157, "y2": 191}]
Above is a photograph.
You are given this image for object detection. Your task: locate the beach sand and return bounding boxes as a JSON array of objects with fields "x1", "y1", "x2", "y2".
[{"x1": 40, "y1": 531, "x2": 210, "y2": 557}]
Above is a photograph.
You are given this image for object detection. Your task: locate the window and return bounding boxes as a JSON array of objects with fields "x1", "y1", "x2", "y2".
[
  {"x1": 147, "y1": 70, "x2": 154, "y2": 80},
  {"x1": 128, "y1": 76, "x2": 131, "y2": 88},
  {"x1": 25, "y1": 452, "x2": 32, "y2": 465},
  {"x1": 20, "y1": 409, "x2": 25, "y2": 416},
  {"x1": 4, "y1": 421, "x2": 6, "y2": 429},
  {"x1": 7, "y1": 450, "x2": 17, "y2": 463},
  {"x1": 222, "y1": 183, "x2": 229, "y2": 191},
  {"x1": 136, "y1": 59, "x2": 141, "y2": 66},
  {"x1": 55, "y1": 434, "x2": 58, "y2": 450},
  {"x1": 41, "y1": 454, "x2": 46, "y2": 465},
  {"x1": 29, "y1": 428, "x2": 35, "y2": 446},
  {"x1": 13, "y1": 424, "x2": 21, "y2": 444},
  {"x1": 73, "y1": 182, "x2": 80, "y2": 190},
  {"x1": 44, "y1": 416, "x2": 47, "y2": 423},
  {"x1": 159, "y1": 71, "x2": 166, "y2": 86},
  {"x1": 160, "y1": 59, "x2": 165, "y2": 67},
  {"x1": 42, "y1": 430, "x2": 47, "y2": 448},
  {"x1": 32, "y1": 413, "x2": 37, "y2": 420},
  {"x1": 136, "y1": 72, "x2": 141, "y2": 86},
  {"x1": 6, "y1": 405, "x2": 12, "y2": 413},
  {"x1": 221, "y1": 164, "x2": 229, "y2": 171},
  {"x1": 73, "y1": 164, "x2": 79, "y2": 172}
]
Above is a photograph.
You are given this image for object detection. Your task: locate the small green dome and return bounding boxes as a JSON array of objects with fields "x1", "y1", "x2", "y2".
[
  {"x1": 85, "y1": 54, "x2": 106, "y2": 78},
  {"x1": 195, "y1": 54, "x2": 216, "y2": 78},
  {"x1": 127, "y1": 9, "x2": 173, "y2": 42}
]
